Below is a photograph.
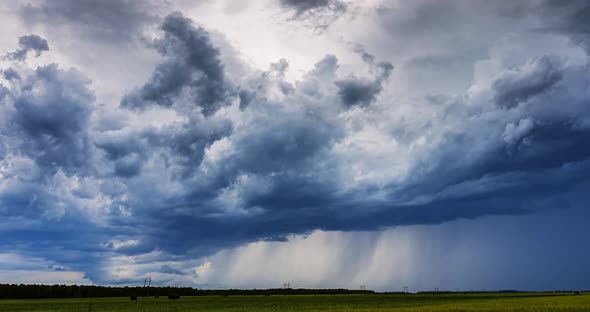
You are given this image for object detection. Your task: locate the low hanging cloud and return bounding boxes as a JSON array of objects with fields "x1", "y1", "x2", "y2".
[{"x1": 194, "y1": 206, "x2": 590, "y2": 291}]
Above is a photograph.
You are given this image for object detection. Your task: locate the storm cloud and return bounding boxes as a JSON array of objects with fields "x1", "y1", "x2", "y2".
[
  {"x1": 121, "y1": 12, "x2": 231, "y2": 116},
  {"x1": 1, "y1": 0, "x2": 590, "y2": 289},
  {"x1": 1, "y1": 64, "x2": 94, "y2": 175}
]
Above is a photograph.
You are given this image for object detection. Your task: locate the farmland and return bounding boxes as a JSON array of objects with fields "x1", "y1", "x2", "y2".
[{"x1": 0, "y1": 292, "x2": 588, "y2": 312}]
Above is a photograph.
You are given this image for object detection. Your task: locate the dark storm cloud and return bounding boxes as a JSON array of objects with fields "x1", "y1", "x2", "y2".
[
  {"x1": 121, "y1": 12, "x2": 231, "y2": 116},
  {"x1": 4, "y1": 30, "x2": 587, "y2": 271},
  {"x1": 2, "y1": 2, "x2": 590, "y2": 287},
  {"x1": 389, "y1": 62, "x2": 590, "y2": 212},
  {"x1": 0, "y1": 50, "x2": 106, "y2": 277},
  {"x1": 4, "y1": 34, "x2": 49, "y2": 61},
  {"x1": 5, "y1": 64, "x2": 94, "y2": 175},
  {"x1": 335, "y1": 77, "x2": 383, "y2": 107},
  {"x1": 397, "y1": 124, "x2": 590, "y2": 210},
  {"x1": 105, "y1": 56, "x2": 349, "y2": 257},
  {"x1": 335, "y1": 59, "x2": 393, "y2": 107},
  {"x1": 19, "y1": 0, "x2": 163, "y2": 42},
  {"x1": 128, "y1": 161, "x2": 590, "y2": 261},
  {"x1": 220, "y1": 55, "x2": 590, "y2": 252},
  {"x1": 265, "y1": 124, "x2": 590, "y2": 252},
  {"x1": 117, "y1": 55, "x2": 587, "y2": 263},
  {"x1": 493, "y1": 56, "x2": 563, "y2": 109},
  {"x1": 92, "y1": 11, "x2": 234, "y2": 187}
]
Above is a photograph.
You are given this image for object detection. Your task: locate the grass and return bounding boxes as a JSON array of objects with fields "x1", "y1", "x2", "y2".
[{"x1": 0, "y1": 293, "x2": 588, "y2": 311}]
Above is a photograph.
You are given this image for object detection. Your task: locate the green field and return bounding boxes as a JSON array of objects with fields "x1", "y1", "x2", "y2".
[{"x1": 0, "y1": 293, "x2": 588, "y2": 312}]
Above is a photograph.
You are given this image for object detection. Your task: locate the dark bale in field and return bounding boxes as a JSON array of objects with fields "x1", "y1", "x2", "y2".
[
  {"x1": 168, "y1": 293, "x2": 181, "y2": 299},
  {"x1": 130, "y1": 296, "x2": 137, "y2": 301}
]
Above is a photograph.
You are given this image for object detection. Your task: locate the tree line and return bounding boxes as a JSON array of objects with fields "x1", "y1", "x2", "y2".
[
  {"x1": 0, "y1": 284, "x2": 198, "y2": 299},
  {"x1": 0, "y1": 284, "x2": 374, "y2": 299}
]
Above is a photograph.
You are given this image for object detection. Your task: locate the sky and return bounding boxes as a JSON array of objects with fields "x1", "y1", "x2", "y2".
[{"x1": 0, "y1": 0, "x2": 589, "y2": 291}]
